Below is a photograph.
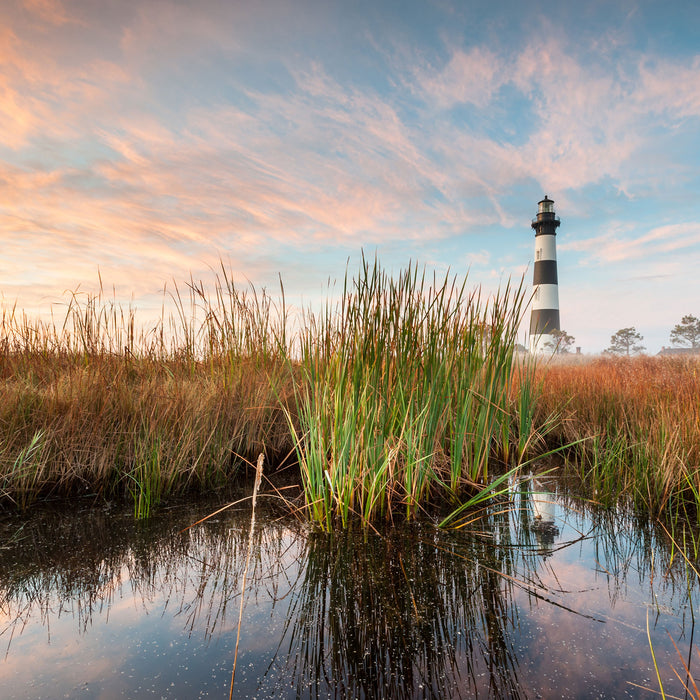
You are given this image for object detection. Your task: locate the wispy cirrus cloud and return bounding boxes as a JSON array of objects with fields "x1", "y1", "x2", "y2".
[
  {"x1": 412, "y1": 46, "x2": 504, "y2": 109},
  {"x1": 0, "y1": 0, "x2": 699, "y2": 353},
  {"x1": 407, "y1": 30, "x2": 700, "y2": 198},
  {"x1": 562, "y1": 222, "x2": 700, "y2": 263},
  {"x1": 22, "y1": 0, "x2": 75, "y2": 26},
  {"x1": 636, "y1": 55, "x2": 700, "y2": 120}
]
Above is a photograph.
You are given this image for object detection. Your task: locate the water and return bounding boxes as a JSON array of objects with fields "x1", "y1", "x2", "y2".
[{"x1": 1, "y1": 475, "x2": 699, "y2": 699}]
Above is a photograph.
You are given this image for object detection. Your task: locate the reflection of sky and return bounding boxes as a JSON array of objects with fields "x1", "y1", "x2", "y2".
[
  {"x1": 1, "y1": 498, "x2": 698, "y2": 698},
  {"x1": 508, "y1": 484, "x2": 694, "y2": 697},
  {"x1": 0, "y1": 512, "x2": 306, "y2": 699},
  {"x1": 0, "y1": 595, "x2": 297, "y2": 698}
]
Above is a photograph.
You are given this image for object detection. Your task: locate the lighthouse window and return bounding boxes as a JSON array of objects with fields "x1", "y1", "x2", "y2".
[
  {"x1": 534, "y1": 287, "x2": 540, "y2": 300},
  {"x1": 536, "y1": 249, "x2": 542, "y2": 260}
]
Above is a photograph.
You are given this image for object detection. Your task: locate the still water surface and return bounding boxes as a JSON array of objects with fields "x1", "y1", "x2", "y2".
[{"x1": 1, "y1": 475, "x2": 699, "y2": 699}]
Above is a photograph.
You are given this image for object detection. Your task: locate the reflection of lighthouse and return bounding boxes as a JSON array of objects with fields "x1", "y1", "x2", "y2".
[
  {"x1": 530, "y1": 478, "x2": 559, "y2": 555},
  {"x1": 529, "y1": 196, "x2": 561, "y2": 354}
]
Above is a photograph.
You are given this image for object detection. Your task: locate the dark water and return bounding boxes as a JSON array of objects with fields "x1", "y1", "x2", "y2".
[{"x1": 1, "y1": 475, "x2": 699, "y2": 699}]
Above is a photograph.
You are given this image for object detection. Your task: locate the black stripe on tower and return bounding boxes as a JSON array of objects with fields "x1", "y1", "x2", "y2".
[
  {"x1": 529, "y1": 308, "x2": 560, "y2": 336},
  {"x1": 533, "y1": 260, "x2": 558, "y2": 285}
]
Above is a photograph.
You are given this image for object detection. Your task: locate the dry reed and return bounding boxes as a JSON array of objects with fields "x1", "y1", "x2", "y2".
[
  {"x1": 532, "y1": 355, "x2": 700, "y2": 520},
  {"x1": 0, "y1": 268, "x2": 292, "y2": 516}
]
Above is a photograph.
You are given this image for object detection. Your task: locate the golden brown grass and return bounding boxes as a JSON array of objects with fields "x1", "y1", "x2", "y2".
[
  {"x1": 0, "y1": 351, "x2": 293, "y2": 513},
  {"x1": 532, "y1": 355, "x2": 700, "y2": 517},
  {"x1": 0, "y1": 270, "x2": 294, "y2": 515}
]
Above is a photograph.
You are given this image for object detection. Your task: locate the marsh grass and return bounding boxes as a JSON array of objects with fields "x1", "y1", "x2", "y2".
[
  {"x1": 286, "y1": 257, "x2": 540, "y2": 528},
  {"x1": 0, "y1": 266, "x2": 293, "y2": 516},
  {"x1": 0, "y1": 258, "x2": 546, "y2": 524},
  {"x1": 20, "y1": 258, "x2": 700, "y2": 528},
  {"x1": 533, "y1": 355, "x2": 700, "y2": 522}
]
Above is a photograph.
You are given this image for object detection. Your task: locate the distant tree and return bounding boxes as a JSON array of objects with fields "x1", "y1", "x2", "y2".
[
  {"x1": 604, "y1": 327, "x2": 645, "y2": 356},
  {"x1": 670, "y1": 314, "x2": 700, "y2": 349},
  {"x1": 544, "y1": 329, "x2": 575, "y2": 354}
]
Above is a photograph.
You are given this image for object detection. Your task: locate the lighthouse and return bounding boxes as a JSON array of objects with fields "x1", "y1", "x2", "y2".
[{"x1": 529, "y1": 195, "x2": 560, "y2": 354}]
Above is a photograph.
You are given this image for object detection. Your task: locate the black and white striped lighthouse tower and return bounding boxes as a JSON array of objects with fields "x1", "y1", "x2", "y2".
[{"x1": 529, "y1": 195, "x2": 561, "y2": 354}]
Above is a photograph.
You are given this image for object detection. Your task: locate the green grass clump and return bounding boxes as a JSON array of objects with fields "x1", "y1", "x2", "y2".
[{"x1": 287, "y1": 257, "x2": 538, "y2": 529}]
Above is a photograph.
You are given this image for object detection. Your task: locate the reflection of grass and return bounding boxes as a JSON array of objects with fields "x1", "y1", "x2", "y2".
[
  {"x1": 4, "y1": 491, "x2": 700, "y2": 698},
  {"x1": 1, "y1": 502, "x2": 536, "y2": 697},
  {"x1": 231, "y1": 453, "x2": 264, "y2": 697},
  {"x1": 0, "y1": 501, "x2": 542, "y2": 697},
  {"x1": 0, "y1": 499, "x2": 303, "y2": 645},
  {"x1": 631, "y1": 520, "x2": 700, "y2": 700},
  {"x1": 279, "y1": 520, "x2": 528, "y2": 698}
]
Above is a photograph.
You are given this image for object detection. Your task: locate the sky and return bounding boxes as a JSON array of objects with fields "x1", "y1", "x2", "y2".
[{"x1": 1, "y1": 0, "x2": 699, "y2": 354}]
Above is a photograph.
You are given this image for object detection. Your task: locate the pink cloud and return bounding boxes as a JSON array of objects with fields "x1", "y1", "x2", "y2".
[
  {"x1": 561, "y1": 222, "x2": 700, "y2": 263},
  {"x1": 0, "y1": 3, "x2": 698, "y2": 330},
  {"x1": 637, "y1": 55, "x2": 700, "y2": 120},
  {"x1": 22, "y1": 0, "x2": 75, "y2": 26},
  {"x1": 412, "y1": 46, "x2": 504, "y2": 109}
]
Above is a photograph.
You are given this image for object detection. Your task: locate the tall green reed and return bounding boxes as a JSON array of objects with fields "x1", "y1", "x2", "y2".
[{"x1": 286, "y1": 256, "x2": 537, "y2": 529}]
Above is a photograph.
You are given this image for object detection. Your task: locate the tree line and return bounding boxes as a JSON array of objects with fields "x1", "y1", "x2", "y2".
[{"x1": 545, "y1": 314, "x2": 700, "y2": 356}]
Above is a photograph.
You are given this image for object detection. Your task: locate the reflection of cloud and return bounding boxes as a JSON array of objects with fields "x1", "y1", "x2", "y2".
[
  {"x1": 0, "y1": 630, "x2": 120, "y2": 695},
  {"x1": 0, "y1": 522, "x2": 306, "y2": 697},
  {"x1": 0, "y1": 582, "x2": 130, "y2": 692},
  {"x1": 505, "y1": 524, "x2": 689, "y2": 698}
]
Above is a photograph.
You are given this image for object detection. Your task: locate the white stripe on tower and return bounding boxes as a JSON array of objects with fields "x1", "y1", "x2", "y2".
[{"x1": 529, "y1": 195, "x2": 561, "y2": 354}]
